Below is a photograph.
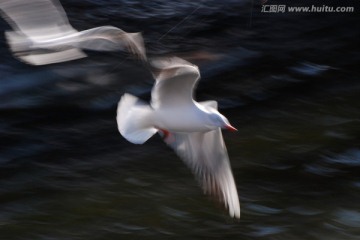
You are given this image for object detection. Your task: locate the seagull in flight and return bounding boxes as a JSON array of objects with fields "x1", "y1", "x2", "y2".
[
  {"x1": 116, "y1": 57, "x2": 240, "y2": 219},
  {"x1": 0, "y1": 0, "x2": 146, "y2": 65}
]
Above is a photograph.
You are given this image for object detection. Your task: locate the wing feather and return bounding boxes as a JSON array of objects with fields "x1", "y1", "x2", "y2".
[
  {"x1": 0, "y1": 0, "x2": 146, "y2": 64},
  {"x1": 163, "y1": 128, "x2": 240, "y2": 218},
  {"x1": 0, "y1": 0, "x2": 77, "y2": 41},
  {"x1": 161, "y1": 100, "x2": 240, "y2": 218},
  {"x1": 150, "y1": 57, "x2": 200, "y2": 109}
]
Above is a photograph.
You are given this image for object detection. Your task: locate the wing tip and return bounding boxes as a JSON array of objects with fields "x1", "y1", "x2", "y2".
[
  {"x1": 223, "y1": 189, "x2": 240, "y2": 219},
  {"x1": 229, "y1": 203, "x2": 241, "y2": 219}
]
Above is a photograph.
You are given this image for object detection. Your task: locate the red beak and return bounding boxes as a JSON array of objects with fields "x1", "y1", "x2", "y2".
[{"x1": 225, "y1": 124, "x2": 238, "y2": 132}]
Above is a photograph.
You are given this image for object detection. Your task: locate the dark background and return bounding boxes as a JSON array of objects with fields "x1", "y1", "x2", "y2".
[{"x1": 0, "y1": 0, "x2": 359, "y2": 239}]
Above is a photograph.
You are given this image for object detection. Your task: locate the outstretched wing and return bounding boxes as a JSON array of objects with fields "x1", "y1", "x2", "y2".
[
  {"x1": 76, "y1": 27, "x2": 146, "y2": 61},
  {"x1": 0, "y1": 0, "x2": 85, "y2": 64},
  {"x1": 0, "y1": 1, "x2": 146, "y2": 64},
  {"x1": 162, "y1": 101, "x2": 240, "y2": 218},
  {"x1": 0, "y1": 0, "x2": 77, "y2": 41},
  {"x1": 150, "y1": 57, "x2": 200, "y2": 109}
]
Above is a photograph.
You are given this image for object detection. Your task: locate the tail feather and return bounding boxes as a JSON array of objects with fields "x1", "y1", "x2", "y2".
[{"x1": 116, "y1": 94, "x2": 157, "y2": 144}]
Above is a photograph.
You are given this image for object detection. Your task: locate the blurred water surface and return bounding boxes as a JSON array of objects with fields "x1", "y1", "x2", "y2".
[{"x1": 0, "y1": 0, "x2": 359, "y2": 239}]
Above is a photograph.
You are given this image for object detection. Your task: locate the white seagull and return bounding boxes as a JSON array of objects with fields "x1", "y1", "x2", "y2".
[
  {"x1": 116, "y1": 57, "x2": 240, "y2": 219},
  {"x1": 0, "y1": 0, "x2": 145, "y2": 65}
]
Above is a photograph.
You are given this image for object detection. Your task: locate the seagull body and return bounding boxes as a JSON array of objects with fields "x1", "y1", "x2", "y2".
[
  {"x1": 0, "y1": 0, "x2": 145, "y2": 65},
  {"x1": 116, "y1": 57, "x2": 240, "y2": 219}
]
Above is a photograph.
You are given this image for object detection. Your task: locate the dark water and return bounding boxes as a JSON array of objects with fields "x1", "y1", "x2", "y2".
[{"x1": 1, "y1": 0, "x2": 359, "y2": 239}]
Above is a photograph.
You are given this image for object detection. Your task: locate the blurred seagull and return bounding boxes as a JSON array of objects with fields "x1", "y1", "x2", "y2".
[
  {"x1": 0, "y1": 0, "x2": 146, "y2": 65},
  {"x1": 116, "y1": 57, "x2": 240, "y2": 219}
]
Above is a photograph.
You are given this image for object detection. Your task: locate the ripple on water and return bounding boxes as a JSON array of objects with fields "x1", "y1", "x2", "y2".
[
  {"x1": 287, "y1": 206, "x2": 323, "y2": 216},
  {"x1": 245, "y1": 203, "x2": 282, "y2": 216},
  {"x1": 304, "y1": 163, "x2": 345, "y2": 177},
  {"x1": 0, "y1": 142, "x2": 48, "y2": 164},
  {"x1": 289, "y1": 62, "x2": 332, "y2": 76},
  {"x1": 114, "y1": 223, "x2": 148, "y2": 231},
  {"x1": 333, "y1": 209, "x2": 360, "y2": 228},
  {"x1": 248, "y1": 224, "x2": 287, "y2": 237},
  {"x1": 324, "y1": 130, "x2": 352, "y2": 140},
  {"x1": 101, "y1": 222, "x2": 151, "y2": 235},
  {"x1": 318, "y1": 115, "x2": 354, "y2": 127},
  {"x1": 324, "y1": 149, "x2": 360, "y2": 167},
  {"x1": 161, "y1": 206, "x2": 190, "y2": 219},
  {"x1": 351, "y1": 181, "x2": 360, "y2": 189},
  {"x1": 125, "y1": 177, "x2": 152, "y2": 187}
]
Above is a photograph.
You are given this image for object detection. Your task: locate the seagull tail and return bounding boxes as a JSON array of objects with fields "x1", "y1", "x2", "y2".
[{"x1": 116, "y1": 94, "x2": 157, "y2": 144}]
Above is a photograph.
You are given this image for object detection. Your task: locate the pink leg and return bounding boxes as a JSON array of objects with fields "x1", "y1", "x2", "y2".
[{"x1": 159, "y1": 128, "x2": 170, "y2": 139}]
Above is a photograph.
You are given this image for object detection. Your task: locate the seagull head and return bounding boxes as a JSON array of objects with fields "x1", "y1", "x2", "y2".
[{"x1": 208, "y1": 112, "x2": 237, "y2": 132}]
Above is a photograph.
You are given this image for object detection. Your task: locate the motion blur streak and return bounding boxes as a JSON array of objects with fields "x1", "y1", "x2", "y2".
[
  {"x1": 0, "y1": 0, "x2": 146, "y2": 65},
  {"x1": 0, "y1": 0, "x2": 359, "y2": 239}
]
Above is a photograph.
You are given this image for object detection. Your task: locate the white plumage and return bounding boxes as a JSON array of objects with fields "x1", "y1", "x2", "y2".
[
  {"x1": 0, "y1": 0, "x2": 146, "y2": 65},
  {"x1": 117, "y1": 57, "x2": 240, "y2": 219}
]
